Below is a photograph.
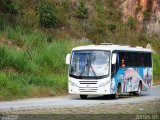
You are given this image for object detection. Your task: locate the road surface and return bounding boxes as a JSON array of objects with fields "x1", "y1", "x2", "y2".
[{"x1": 0, "y1": 85, "x2": 160, "y2": 111}]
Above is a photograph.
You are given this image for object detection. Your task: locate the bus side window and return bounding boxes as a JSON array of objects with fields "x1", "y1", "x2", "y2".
[
  {"x1": 122, "y1": 57, "x2": 125, "y2": 67},
  {"x1": 141, "y1": 53, "x2": 144, "y2": 67},
  {"x1": 119, "y1": 52, "x2": 126, "y2": 67}
]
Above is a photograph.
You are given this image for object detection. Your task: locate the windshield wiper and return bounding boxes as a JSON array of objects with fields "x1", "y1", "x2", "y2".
[{"x1": 90, "y1": 64, "x2": 96, "y2": 76}]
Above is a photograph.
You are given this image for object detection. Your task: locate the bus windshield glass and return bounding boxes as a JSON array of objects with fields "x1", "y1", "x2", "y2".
[{"x1": 70, "y1": 50, "x2": 110, "y2": 78}]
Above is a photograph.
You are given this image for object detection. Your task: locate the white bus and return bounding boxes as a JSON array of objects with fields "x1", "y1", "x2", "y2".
[{"x1": 66, "y1": 44, "x2": 152, "y2": 99}]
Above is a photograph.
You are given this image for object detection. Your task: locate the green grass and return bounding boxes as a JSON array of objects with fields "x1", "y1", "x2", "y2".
[
  {"x1": 0, "y1": 24, "x2": 89, "y2": 100},
  {"x1": 153, "y1": 54, "x2": 160, "y2": 84},
  {"x1": 0, "y1": 45, "x2": 29, "y2": 72}
]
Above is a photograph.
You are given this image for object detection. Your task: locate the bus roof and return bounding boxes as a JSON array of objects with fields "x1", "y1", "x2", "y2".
[{"x1": 72, "y1": 44, "x2": 152, "y2": 52}]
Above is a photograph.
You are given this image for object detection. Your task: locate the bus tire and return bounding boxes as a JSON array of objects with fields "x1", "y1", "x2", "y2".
[
  {"x1": 112, "y1": 93, "x2": 119, "y2": 99},
  {"x1": 129, "y1": 92, "x2": 133, "y2": 97},
  {"x1": 133, "y1": 92, "x2": 137, "y2": 96},
  {"x1": 80, "y1": 95, "x2": 87, "y2": 99},
  {"x1": 137, "y1": 82, "x2": 142, "y2": 96}
]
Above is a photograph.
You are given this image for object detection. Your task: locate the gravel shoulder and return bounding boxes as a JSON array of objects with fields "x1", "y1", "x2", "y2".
[
  {"x1": 1, "y1": 99, "x2": 160, "y2": 114},
  {"x1": 0, "y1": 85, "x2": 160, "y2": 115}
]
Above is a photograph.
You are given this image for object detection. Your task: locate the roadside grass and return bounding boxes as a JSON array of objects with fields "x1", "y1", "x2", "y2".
[
  {"x1": 0, "y1": 45, "x2": 29, "y2": 72},
  {"x1": 0, "y1": 24, "x2": 89, "y2": 101},
  {"x1": 153, "y1": 54, "x2": 160, "y2": 85},
  {"x1": 0, "y1": 72, "x2": 61, "y2": 100},
  {"x1": 0, "y1": 47, "x2": 69, "y2": 101}
]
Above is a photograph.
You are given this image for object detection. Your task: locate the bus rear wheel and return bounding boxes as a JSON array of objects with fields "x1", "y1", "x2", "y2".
[
  {"x1": 80, "y1": 95, "x2": 87, "y2": 99},
  {"x1": 137, "y1": 83, "x2": 142, "y2": 96}
]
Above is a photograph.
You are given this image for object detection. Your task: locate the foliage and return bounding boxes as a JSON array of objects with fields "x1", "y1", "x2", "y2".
[
  {"x1": 0, "y1": 18, "x2": 5, "y2": 31},
  {"x1": 143, "y1": 0, "x2": 152, "y2": 22},
  {"x1": 127, "y1": 16, "x2": 136, "y2": 30},
  {"x1": 108, "y1": 24, "x2": 117, "y2": 32},
  {"x1": 0, "y1": 0, "x2": 23, "y2": 15},
  {"x1": 77, "y1": 0, "x2": 88, "y2": 19},
  {"x1": 95, "y1": 2, "x2": 105, "y2": 15},
  {"x1": 62, "y1": 0, "x2": 70, "y2": 13},
  {"x1": 143, "y1": 10, "x2": 152, "y2": 21},
  {"x1": 36, "y1": 1, "x2": 59, "y2": 28}
]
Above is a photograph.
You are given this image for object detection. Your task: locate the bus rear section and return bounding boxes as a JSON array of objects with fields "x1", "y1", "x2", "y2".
[{"x1": 111, "y1": 51, "x2": 152, "y2": 97}]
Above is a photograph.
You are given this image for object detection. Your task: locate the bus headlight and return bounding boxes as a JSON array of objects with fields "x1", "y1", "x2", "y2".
[
  {"x1": 99, "y1": 81, "x2": 110, "y2": 87},
  {"x1": 69, "y1": 81, "x2": 78, "y2": 87}
]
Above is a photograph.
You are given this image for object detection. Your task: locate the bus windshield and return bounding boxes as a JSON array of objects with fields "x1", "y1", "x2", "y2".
[{"x1": 69, "y1": 50, "x2": 110, "y2": 79}]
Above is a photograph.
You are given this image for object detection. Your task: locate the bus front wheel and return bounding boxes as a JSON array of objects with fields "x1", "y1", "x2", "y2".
[
  {"x1": 80, "y1": 95, "x2": 87, "y2": 99},
  {"x1": 111, "y1": 92, "x2": 119, "y2": 99}
]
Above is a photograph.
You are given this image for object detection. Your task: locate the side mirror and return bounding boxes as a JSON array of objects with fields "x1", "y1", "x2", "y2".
[
  {"x1": 66, "y1": 54, "x2": 71, "y2": 64},
  {"x1": 112, "y1": 53, "x2": 117, "y2": 64}
]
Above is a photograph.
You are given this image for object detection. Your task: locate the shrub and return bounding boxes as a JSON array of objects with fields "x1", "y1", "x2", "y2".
[
  {"x1": 127, "y1": 16, "x2": 136, "y2": 30},
  {"x1": 0, "y1": 18, "x2": 5, "y2": 31},
  {"x1": 135, "y1": 5, "x2": 142, "y2": 15},
  {"x1": 143, "y1": 10, "x2": 152, "y2": 21},
  {"x1": 62, "y1": 0, "x2": 70, "y2": 13},
  {"x1": 0, "y1": 0, "x2": 23, "y2": 15},
  {"x1": 108, "y1": 24, "x2": 116, "y2": 32},
  {"x1": 95, "y1": 2, "x2": 105, "y2": 14},
  {"x1": 36, "y1": 1, "x2": 59, "y2": 28},
  {"x1": 77, "y1": 0, "x2": 88, "y2": 19}
]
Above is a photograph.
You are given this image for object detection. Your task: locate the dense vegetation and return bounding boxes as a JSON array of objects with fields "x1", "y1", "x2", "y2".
[{"x1": 0, "y1": 0, "x2": 159, "y2": 100}]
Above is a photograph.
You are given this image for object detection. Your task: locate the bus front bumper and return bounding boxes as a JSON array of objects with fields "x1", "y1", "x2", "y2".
[{"x1": 68, "y1": 78, "x2": 111, "y2": 95}]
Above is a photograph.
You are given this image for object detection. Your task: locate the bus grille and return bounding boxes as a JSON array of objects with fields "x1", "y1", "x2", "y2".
[
  {"x1": 79, "y1": 81, "x2": 98, "y2": 92},
  {"x1": 79, "y1": 87, "x2": 98, "y2": 92},
  {"x1": 79, "y1": 81, "x2": 98, "y2": 84}
]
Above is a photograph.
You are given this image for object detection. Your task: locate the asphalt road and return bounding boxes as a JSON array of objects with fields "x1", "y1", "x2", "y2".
[{"x1": 0, "y1": 85, "x2": 160, "y2": 111}]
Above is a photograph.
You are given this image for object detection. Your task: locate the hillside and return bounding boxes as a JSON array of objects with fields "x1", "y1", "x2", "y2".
[{"x1": 0, "y1": 0, "x2": 160, "y2": 100}]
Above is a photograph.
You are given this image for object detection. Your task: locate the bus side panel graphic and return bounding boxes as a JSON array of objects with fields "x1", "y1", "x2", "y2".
[{"x1": 112, "y1": 67, "x2": 152, "y2": 94}]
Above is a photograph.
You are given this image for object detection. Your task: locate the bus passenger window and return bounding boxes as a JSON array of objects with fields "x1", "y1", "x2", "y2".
[{"x1": 122, "y1": 57, "x2": 125, "y2": 67}]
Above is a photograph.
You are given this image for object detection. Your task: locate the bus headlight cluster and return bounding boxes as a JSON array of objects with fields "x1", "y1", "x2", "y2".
[
  {"x1": 99, "y1": 81, "x2": 110, "y2": 87},
  {"x1": 69, "y1": 81, "x2": 78, "y2": 87}
]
